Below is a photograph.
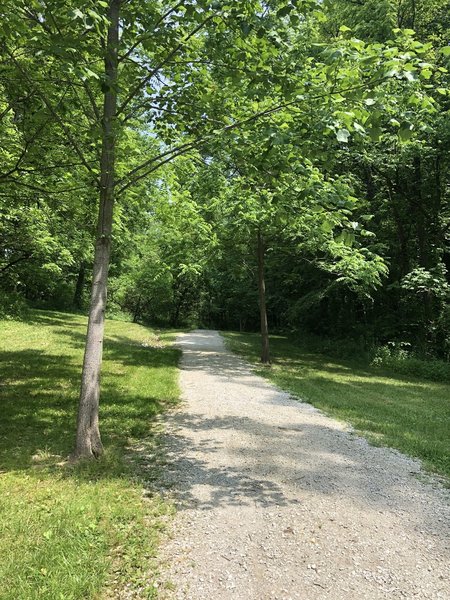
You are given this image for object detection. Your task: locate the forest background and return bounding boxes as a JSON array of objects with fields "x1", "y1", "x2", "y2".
[{"x1": 1, "y1": 0, "x2": 449, "y2": 374}]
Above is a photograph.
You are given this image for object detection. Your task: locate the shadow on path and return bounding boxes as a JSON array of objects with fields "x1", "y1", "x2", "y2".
[{"x1": 160, "y1": 331, "x2": 449, "y2": 546}]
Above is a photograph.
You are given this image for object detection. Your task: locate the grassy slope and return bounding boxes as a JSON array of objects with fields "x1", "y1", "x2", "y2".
[
  {"x1": 0, "y1": 310, "x2": 180, "y2": 600},
  {"x1": 223, "y1": 332, "x2": 450, "y2": 480}
]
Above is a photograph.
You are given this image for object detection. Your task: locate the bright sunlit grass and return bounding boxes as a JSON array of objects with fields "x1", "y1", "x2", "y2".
[
  {"x1": 0, "y1": 310, "x2": 180, "y2": 600},
  {"x1": 224, "y1": 331, "x2": 450, "y2": 481}
]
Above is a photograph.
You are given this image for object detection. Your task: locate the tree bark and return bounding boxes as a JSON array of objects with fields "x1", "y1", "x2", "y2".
[
  {"x1": 257, "y1": 230, "x2": 270, "y2": 364},
  {"x1": 72, "y1": 0, "x2": 120, "y2": 459}
]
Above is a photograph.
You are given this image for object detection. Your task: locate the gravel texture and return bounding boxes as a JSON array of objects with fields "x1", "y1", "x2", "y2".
[{"x1": 157, "y1": 330, "x2": 449, "y2": 599}]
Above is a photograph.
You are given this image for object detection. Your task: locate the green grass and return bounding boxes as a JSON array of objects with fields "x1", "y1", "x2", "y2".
[
  {"x1": 0, "y1": 310, "x2": 181, "y2": 600},
  {"x1": 223, "y1": 332, "x2": 450, "y2": 481}
]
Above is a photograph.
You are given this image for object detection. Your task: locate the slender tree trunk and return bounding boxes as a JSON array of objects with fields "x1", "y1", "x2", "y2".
[
  {"x1": 257, "y1": 230, "x2": 270, "y2": 364},
  {"x1": 170, "y1": 285, "x2": 186, "y2": 327},
  {"x1": 410, "y1": 155, "x2": 434, "y2": 353},
  {"x1": 133, "y1": 295, "x2": 142, "y2": 323},
  {"x1": 73, "y1": 261, "x2": 86, "y2": 309},
  {"x1": 73, "y1": 0, "x2": 120, "y2": 459},
  {"x1": 413, "y1": 156, "x2": 428, "y2": 269},
  {"x1": 387, "y1": 177, "x2": 409, "y2": 277}
]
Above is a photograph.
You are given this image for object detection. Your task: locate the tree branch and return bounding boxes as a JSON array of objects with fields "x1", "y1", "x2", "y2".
[
  {"x1": 0, "y1": 253, "x2": 33, "y2": 276},
  {"x1": 117, "y1": 76, "x2": 388, "y2": 192},
  {"x1": 0, "y1": 90, "x2": 37, "y2": 121},
  {"x1": 115, "y1": 139, "x2": 196, "y2": 187},
  {"x1": 119, "y1": 0, "x2": 186, "y2": 62},
  {"x1": 117, "y1": 14, "x2": 215, "y2": 116},
  {"x1": 82, "y1": 79, "x2": 102, "y2": 123},
  {"x1": 5, "y1": 47, "x2": 98, "y2": 181},
  {"x1": 0, "y1": 110, "x2": 54, "y2": 180},
  {"x1": 117, "y1": 144, "x2": 197, "y2": 195}
]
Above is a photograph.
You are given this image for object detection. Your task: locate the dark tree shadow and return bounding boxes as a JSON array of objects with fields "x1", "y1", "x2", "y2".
[
  {"x1": 0, "y1": 313, "x2": 180, "y2": 480},
  {"x1": 156, "y1": 331, "x2": 449, "y2": 543},
  {"x1": 159, "y1": 405, "x2": 449, "y2": 543}
]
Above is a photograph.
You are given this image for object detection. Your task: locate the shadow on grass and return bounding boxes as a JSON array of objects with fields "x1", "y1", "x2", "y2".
[
  {"x1": 225, "y1": 331, "x2": 450, "y2": 480},
  {"x1": 24, "y1": 309, "x2": 88, "y2": 327},
  {"x1": 0, "y1": 314, "x2": 180, "y2": 481},
  {"x1": 226, "y1": 331, "x2": 443, "y2": 388}
]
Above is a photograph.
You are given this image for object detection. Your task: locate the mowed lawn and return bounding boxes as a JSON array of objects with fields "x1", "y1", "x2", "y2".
[
  {"x1": 224, "y1": 332, "x2": 450, "y2": 481},
  {"x1": 0, "y1": 310, "x2": 180, "y2": 600}
]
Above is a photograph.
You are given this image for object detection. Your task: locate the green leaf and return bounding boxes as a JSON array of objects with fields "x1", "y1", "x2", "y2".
[
  {"x1": 398, "y1": 123, "x2": 414, "y2": 142},
  {"x1": 384, "y1": 68, "x2": 399, "y2": 78},
  {"x1": 277, "y1": 5, "x2": 293, "y2": 18},
  {"x1": 368, "y1": 127, "x2": 382, "y2": 142},
  {"x1": 82, "y1": 68, "x2": 99, "y2": 80},
  {"x1": 321, "y1": 220, "x2": 334, "y2": 233},
  {"x1": 240, "y1": 21, "x2": 251, "y2": 36},
  {"x1": 420, "y1": 69, "x2": 433, "y2": 80},
  {"x1": 336, "y1": 129, "x2": 350, "y2": 143},
  {"x1": 273, "y1": 132, "x2": 289, "y2": 145}
]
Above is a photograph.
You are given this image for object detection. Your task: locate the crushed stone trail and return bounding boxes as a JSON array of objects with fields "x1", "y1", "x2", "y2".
[{"x1": 158, "y1": 330, "x2": 449, "y2": 599}]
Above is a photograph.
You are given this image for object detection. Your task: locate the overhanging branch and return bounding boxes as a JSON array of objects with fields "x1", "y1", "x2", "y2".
[
  {"x1": 5, "y1": 47, "x2": 99, "y2": 181},
  {"x1": 119, "y1": 0, "x2": 186, "y2": 63},
  {"x1": 118, "y1": 76, "x2": 388, "y2": 192},
  {"x1": 117, "y1": 14, "x2": 215, "y2": 116}
]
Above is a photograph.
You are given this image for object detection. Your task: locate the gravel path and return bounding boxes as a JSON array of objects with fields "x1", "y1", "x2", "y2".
[{"x1": 158, "y1": 330, "x2": 449, "y2": 599}]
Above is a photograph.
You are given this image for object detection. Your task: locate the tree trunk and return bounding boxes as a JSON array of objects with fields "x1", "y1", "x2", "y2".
[
  {"x1": 387, "y1": 177, "x2": 410, "y2": 277},
  {"x1": 133, "y1": 295, "x2": 142, "y2": 323},
  {"x1": 413, "y1": 155, "x2": 428, "y2": 269},
  {"x1": 72, "y1": 0, "x2": 120, "y2": 460},
  {"x1": 73, "y1": 261, "x2": 86, "y2": 309},
  {"x1": 257, "y1": 230, "x2": 270, "y2": 364},
  {"x1": 170, "y1": 284, "x2": 186, "y2": 327}
]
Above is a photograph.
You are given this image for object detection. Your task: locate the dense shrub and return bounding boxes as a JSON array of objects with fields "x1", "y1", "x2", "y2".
[
  {"x1": 0, "y1": 292, "x2": 29, "y2": 320},
  {"x1": 287, "y1": 331, "x2": 450, "y2": 383},
  {"x1": 371, "y1": 342, "x2": 450, "y2": 383}
]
